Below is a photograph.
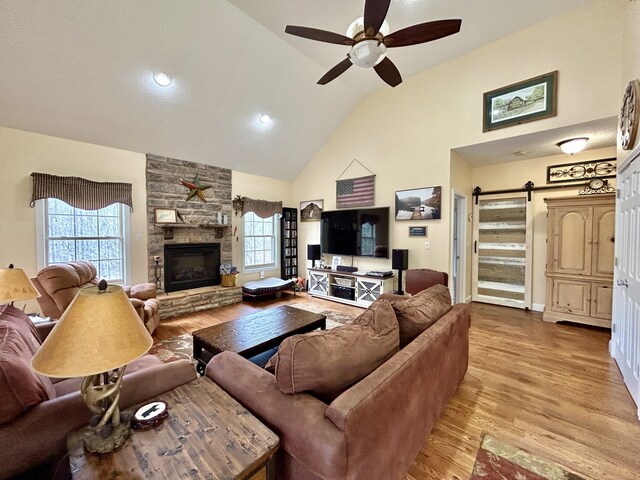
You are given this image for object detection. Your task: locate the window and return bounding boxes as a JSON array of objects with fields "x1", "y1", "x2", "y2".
[
  {"x1": 40, "y1": 198, "x2": 129, "y2": 283},
  {"x1": 243, "y1": 212, "x2": 278, "y2": 271}
]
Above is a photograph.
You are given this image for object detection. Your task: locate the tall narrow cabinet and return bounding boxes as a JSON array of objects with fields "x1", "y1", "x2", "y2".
[
  {"x1": 280, "y1": 208, "x2": 298, "y2": 280},
  {"x1": 543, "y1": 194, "x2": 615, "y2": 328}
]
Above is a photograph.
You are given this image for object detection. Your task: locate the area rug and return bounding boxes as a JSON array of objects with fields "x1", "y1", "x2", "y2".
[
  {"x1": 471, "y1": 435, "x2": 587, "y2": 480},
  {"x1": 149, "y1": 304, "x2": 356, "y2": 364}
]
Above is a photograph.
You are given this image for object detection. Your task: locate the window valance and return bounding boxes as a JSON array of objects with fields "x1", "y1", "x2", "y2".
[
  {"x1": 241, "y1": 197, "x2": 282, "y2": 219},
  {"x1": 30, "y1": 172, "x2": 133, "y2": 211}
]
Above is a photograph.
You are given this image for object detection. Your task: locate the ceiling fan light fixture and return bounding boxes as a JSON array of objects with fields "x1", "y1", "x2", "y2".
[
  {"x1": 346, "y1": 16, "x2": 390, "y2": 39},
  {"x1": 348, "y1": 40, "x2": 387, "y2": 68},
  {"x1": 557, "y1": 137, "x2": 589, "y2": 155}
]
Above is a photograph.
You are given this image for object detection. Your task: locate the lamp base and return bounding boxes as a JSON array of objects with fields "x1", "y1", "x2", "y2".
[{"x1": 83, "y1": 417, "x2": 133, "y2": 453}]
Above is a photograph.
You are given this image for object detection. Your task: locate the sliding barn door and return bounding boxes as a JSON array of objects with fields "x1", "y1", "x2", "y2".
[
  {"x1": 472, "y1": 193, "x2": 533, "y2": 309},
  {"x1": 611, "y1": 150, "x2": 640, "y2": 414}
]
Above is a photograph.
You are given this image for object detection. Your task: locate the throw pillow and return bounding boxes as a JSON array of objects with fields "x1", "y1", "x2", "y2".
[
  {"x1": 0, "y1": 327, "x2": 56, "y2": 425},
  {"x1": 271, "y1": 300, "x2": 399, "y2": 401},
  {"x1": 388, "y1": 284, "x2": 452, "y2": 348}
]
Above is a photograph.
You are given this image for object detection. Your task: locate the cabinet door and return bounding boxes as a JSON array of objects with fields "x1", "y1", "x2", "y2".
[
  {"x1": 591, "y1": 283, "x2": 613, "y2": 321},
  {"x1": 308, "y1": 271, "x2": 328, "y2": 295},
  {"x1": 549, "y1": 206, "x2": 592, "y2": 275},
  {"x1": 551, "y1": 278, "x2": 591, "y2": 316},
  {"x1": 356, "y1": 278, "x2": 383, "y2": 304},
  {"x1": 591, "y1": 205, "x2": 615, "y2": 278}
]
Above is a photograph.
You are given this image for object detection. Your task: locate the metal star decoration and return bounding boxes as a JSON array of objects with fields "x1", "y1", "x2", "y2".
[{"x1": 180, "y1": 174, "x2": 211, "y2": 202}]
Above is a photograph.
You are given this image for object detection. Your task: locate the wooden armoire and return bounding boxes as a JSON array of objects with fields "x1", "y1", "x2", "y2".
[{"x1": 543, "y1": 194, "x2": 615, "y2": 328}]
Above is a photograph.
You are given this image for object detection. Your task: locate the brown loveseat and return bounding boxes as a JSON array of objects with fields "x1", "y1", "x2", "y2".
[
  {"x1": 32, "y1": 261, "x2": 160, "y2": 334},
  {"x1": 207, "y1": 285, "x2": 470, "y2": 480},
  {"x1": 0, "y1": 304, "x2": 197, "y2": 479}
]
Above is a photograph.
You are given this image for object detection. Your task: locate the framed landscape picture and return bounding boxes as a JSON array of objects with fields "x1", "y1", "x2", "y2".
[
  {"x1": 395, "y1": 186, "x2": 441, "y2": 220},
  {"x1": 483, "y1": 71, "x2": 558, "y2": 132},
  {"x1": 300, "y1": 199, "x2": 323, "y2": 222}
]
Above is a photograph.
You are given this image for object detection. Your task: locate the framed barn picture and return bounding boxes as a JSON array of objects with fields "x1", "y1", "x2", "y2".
[
  {"x1": 300, "y1": 199, "x2": 323, "y2": 222},
  {"x1": 483, "y1": 71, "x2": 558, "y2": 132}
]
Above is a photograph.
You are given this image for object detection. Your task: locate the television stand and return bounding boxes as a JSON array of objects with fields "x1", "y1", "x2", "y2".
[{"x1": 307, "y1": 268, "x2": 394, "y2": 308}]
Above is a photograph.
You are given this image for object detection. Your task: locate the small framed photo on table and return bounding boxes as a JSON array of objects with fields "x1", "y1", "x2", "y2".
[{"x1": 154, "y1": 208, "x2": 178, "y2": 224}]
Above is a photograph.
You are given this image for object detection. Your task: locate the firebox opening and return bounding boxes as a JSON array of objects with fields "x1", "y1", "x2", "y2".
[{"x1": 164, "y1": 243, "x2": 221, "y2": 292}]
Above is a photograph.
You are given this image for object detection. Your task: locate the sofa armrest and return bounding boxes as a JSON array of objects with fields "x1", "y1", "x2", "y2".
[
  {"x1": 35, "y1": 320, "x2": 57, "y2": 341},
  {"x1": 127, "y1": 283, "x2": 157, "y2": 300},
  {"x1": 0, "y1": 359, "x2": 196, "y2": 479},
  {"x1": 206, "y1": 352, "x2": 347, "y2": 480}
]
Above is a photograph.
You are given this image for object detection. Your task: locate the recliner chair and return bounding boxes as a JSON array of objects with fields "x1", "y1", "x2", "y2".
[{"x1": 32, "y1": 261, "x2": 160, "y2": 334}]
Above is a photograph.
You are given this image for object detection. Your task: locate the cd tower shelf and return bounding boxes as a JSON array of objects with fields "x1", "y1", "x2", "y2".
[{"x1": 280, "y1": 207, "x2": 298, "y2": 280}]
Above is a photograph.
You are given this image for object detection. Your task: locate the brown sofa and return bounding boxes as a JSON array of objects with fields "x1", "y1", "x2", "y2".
[
  {"x1": 207, "y1": 285, "x2": 470, "y2": 480},
  {"x1": 32, "y1": 261, "x2": 160, "y2": 334},
  {"x1": 0, "y1": 304, "x2": 197, "y2": 479}
]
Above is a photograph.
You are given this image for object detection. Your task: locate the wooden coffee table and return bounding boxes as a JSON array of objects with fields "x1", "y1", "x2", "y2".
[
  {"x1": 192, "y1": 305, "x2": 326, "y2": 374},
  {"x1": 67, "y1": 378, "x2": 279, "y2": 479}
]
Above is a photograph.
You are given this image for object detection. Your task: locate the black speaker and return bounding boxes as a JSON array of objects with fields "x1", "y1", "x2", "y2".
[
  {"x1": 307, "y1": 244, "x2": 321, "y2": 268},
  {"x1": 392, "y1": 249, "x2": 408, "y2": 270},
  {"x1": 392, "y1": 249, "x2": 409, "y2": 295}
]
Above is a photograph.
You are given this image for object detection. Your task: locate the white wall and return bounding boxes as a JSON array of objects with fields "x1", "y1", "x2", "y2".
[
  {"x1": 292, "y1": 1, "x2": 623, "y2": 286},
  {"x1": 0, "y1": 126, "x2": 149, "y2": 313}
]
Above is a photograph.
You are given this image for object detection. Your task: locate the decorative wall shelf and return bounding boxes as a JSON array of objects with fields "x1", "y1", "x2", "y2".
[{"x1": 155, "y1": 223, "x2": 231, "y2": 240}]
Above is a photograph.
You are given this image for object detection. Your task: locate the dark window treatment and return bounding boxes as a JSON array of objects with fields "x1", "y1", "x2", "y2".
[
  {"x1": 241, "y1": 197, "x2": 282, "y2": 219},
  {"x1": 30, "y1": 172, "x2": 133, "y2": 211}
]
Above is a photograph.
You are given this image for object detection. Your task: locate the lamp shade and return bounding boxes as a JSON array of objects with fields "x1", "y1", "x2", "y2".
[
  {"x1": 307, "y1": 244, "x2": 321, "y2": 261},
  {"x1": 31, "y1": 284, "x2": 152, "y2": 378},
  {"x1": 0, "y1": 265, "x2": 40, "y2": 303}
]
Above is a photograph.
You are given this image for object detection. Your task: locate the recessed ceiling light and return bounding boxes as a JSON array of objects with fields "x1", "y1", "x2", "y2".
[
  {"x1": 259, "y1": 114, "x2": 271, "y2": 124},
  {"x1": 153, "y1": 71, "x2": 172, "y2": 87},
  {"x1": 514, "y1": 150, "x2": 527, "y2": 156},
  {"x1": 557, "y1": 137, "x2": 589, "y2": 155}
]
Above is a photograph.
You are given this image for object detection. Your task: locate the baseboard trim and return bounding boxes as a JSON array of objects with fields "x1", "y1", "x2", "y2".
[{"x1": 531, "y1": 303, "x2": 544, "y2": 312}]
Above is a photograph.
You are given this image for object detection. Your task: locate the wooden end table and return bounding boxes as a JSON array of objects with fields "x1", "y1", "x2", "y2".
[
  {"x1": 67, "y1": 378, "x2": 279, "y2": 480},
  {"x1": 192, "y1": 305, "x2": 326, "y2": 374}
]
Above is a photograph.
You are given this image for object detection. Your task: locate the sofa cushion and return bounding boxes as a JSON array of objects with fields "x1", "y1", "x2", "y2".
[
  {"x1": 126, "y1": 283, "x2": 157, "y2": 301},
  {"x1": 0, "y1": 305, "x2": 41, "y2": 354},
  {"x1": 271, "y1": 300, "x2": 399, "y2": 401},
  {"x1": 0, "y1": 326, "x2": 56, "y2": 425},
  {"x1": 388, "y1": 284, "x2": 452, "y2": 348}
]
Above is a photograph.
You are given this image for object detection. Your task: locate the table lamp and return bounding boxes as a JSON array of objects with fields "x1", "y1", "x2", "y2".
[
  {"x1": 0, "y1": 263, "x2": 40, "y2": 306},
  {"x1": 307, "y1": 244, "x2": 321, "y2": 268},
  {"x1": 31, "y1": 280, "x2": 153, "y2": 453}
]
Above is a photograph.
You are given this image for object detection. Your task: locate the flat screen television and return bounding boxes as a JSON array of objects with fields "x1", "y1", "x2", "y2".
[{"x1": 320, "y1": 207, "x2": 390, "y2": 258}]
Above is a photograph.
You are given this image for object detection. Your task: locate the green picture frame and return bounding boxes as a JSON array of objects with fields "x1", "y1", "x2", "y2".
[{"x1": 483, "y1": 71, "x2": 558, "y2": 132}]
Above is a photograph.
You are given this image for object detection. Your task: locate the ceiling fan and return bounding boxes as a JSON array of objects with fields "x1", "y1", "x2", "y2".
[{"x1": 284, "y1": 0, "x2": 462, "y2": 87}]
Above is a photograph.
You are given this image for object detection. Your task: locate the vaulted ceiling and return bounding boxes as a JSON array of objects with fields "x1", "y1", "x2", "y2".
[{"x1": 0, "y1": 0, "x2": 594, "y2": 180}]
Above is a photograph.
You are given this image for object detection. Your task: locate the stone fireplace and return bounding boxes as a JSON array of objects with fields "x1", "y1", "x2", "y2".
[
  {"x1": 146, "y1": 154, "x2": 241, "y2": 318},
  {"x1": 164, "y1": 243, "x2": 220, "y2": 292}
]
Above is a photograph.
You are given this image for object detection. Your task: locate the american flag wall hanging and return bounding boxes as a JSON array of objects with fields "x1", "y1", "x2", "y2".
[{"x1": 336, "y1": 175, "x2": 375, "y2": 208}]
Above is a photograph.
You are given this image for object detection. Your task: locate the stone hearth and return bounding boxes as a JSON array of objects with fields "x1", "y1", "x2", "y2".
[{"x1": 157, "y1": 285, "x2": 242, "y2": 320}]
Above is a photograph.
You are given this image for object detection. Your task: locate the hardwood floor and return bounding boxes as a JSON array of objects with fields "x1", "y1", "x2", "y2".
[{"x1": 154, "y1": 295, "x2": 640, "y2": 480}]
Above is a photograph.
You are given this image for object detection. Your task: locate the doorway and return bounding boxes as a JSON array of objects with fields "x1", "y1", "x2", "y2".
[
  {"x1": 451, "y1": 190, "x2": 467, "y2": 303},
  {"x1": 472, "y1": 192, "x2": 533, "y2": 309}
]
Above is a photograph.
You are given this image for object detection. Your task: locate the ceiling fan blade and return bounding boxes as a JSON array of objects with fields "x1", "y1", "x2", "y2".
[
  {"x1": 317, "y1": 58, "x2": 353, "y2": 85},
  {"x1": 373, "y1": 57, "x2": 402, "y2": 87},
  {"x1": 285, "y1": 25, "x2": 354, "y2": 46},
  {"x1": 384, "y1": 19, "x2": 462, "y2": 48},
  {"x1": 364, "y1": 0, "x2": 392, "y2": 37}
]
